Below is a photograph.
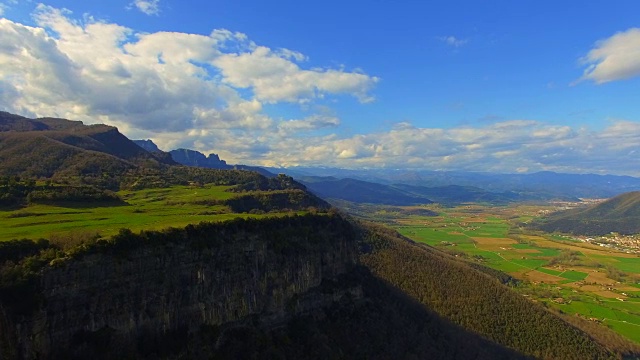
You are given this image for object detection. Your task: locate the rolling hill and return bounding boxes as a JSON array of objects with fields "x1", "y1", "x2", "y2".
[{"x1": 534, "y1": 191, "x2": 640, "y2": 235}]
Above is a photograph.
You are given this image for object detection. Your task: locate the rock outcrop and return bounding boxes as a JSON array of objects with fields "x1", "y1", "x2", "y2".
[{"x1": 169, "y1": 149, "x2": 230, "y2": 169}]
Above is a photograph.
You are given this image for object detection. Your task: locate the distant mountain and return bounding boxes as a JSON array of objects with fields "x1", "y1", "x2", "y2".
[
  {"x1": 164, "y1": 147, "x2": 274, "y2": 177},
  {"x1": 169, "y1": 148, "x2": 230, "y2": 169},
  {"x1": 300, "y1": 176, "x2": 560, "y2": 206},
  {"x1": 273, "y1": 167, "x2": 640, "y2": 199},
  {"x1": 393, "y1": 183, "x2": 547, "y2": 204},
  {"x1": 133, "y1": 140, "x2": 275, "y2": 178},
  {"x1": 0, "y1": 112, "x2": 175, "y2": 181},
  {"x1": 300, "y1": 177, "x2": 432, "y2": 206},
  {"x1": 134, "y1": 139, "x2": 160, "y2": 152},
  {"x1": 533, "y1": 191, "x2": 640, "y2": 235}
]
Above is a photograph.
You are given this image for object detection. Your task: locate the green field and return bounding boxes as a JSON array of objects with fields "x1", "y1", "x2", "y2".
[
  {"x1": 559, "y1": 270, "x2": 589, "y2": 281},
  {"x1": 0, "y1": 185, "x2": 279, "y2": 241},
  {"x1": 537, "y1": 267, "x2": 563, "y2": 276}
]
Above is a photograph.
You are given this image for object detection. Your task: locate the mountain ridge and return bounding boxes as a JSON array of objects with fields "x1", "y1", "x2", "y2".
[{"x1": 272, "y1": 166, "x2": 640, "y2": 199}]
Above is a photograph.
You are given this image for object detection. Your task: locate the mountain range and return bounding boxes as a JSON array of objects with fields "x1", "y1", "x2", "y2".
[
  {"x1": 297, "y1": 176, "x2": 570, "y2": 206},
  {"x1": 274, "y1": 166, "x2": 640, "y2": 199},
  {"x1": 133, "y1": 140, "x2": 275, "y2": 177}
]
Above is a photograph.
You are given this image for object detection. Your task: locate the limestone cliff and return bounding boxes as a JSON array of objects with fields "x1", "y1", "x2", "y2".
[{"x1": 0, "y1": 215, "x2": 359, "y2": 359}]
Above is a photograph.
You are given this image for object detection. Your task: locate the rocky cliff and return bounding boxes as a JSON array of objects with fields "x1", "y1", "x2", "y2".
[
  {"x1": 169, "y1": 148, "x2": 230, "y2": 169},
  {"x1": 0, "y1": 215, "x2": 359, "y2": 359}
]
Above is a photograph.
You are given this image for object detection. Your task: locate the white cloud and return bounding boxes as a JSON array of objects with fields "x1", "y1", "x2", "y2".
[
  {"x1": 130, "y1": 0, "x2": 160, "y2": 16},
  {"x1": 126, "y1": 116, "x2": 640, "y2": 176},
  {"x1": 438, "y1": 35, "x2": 468, "y2": 48},
  {"x1": 278, "y1": 115, "x2": 340, "y2": 132},
  {"x1": 213, "y1": 46, "x2": 379, "y2": 103},
  {"x1": 0, "y1": 5, "x2": 378, "y2": 133},
  {"x1": 199, "y1": 119, "x2": 640, "y2": 176},
  {"x1": 580, "y1": 28, "x2": 640, "y2": 83}
]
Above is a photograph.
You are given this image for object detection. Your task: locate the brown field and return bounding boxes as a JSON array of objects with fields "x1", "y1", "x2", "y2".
[
  {"x1": 584, "y1": 271, "x2": 616, "y2": 285},
  {"x1": 522, "y1": 270, "x2": 564, "y2": 283},
  {"x1": 472, "y1": 237, "x2": 517, "y2": 250},
  {"x1": 583, "y1": 272, "x2": 639, "y2": 291},
  {"x1": 594, "y1": 290, "x2": 627, "y2": 299}
]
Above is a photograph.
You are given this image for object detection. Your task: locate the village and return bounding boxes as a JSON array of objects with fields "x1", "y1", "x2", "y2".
[{"x1": 575, "y1": 234, "x2": 640, "y2": 254}]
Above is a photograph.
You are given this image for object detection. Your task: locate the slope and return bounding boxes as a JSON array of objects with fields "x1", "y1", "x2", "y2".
[{"x1": 534, "y1": 191, "x2": 640, "y2": 235}]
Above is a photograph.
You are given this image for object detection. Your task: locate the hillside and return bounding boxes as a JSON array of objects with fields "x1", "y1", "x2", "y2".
[
  {"x1": 534, "y1": 191, "x2": 640, "y2": 235},
  {"x1": 0, "y1": 112, "x2": 174, "y2": 185}
]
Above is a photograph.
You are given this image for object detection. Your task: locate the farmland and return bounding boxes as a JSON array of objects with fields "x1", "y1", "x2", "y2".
[
  {"x1": 0, "y1": 185, "x2": 301, "y2": 242},
  {"x1": 363, "y1": 203, "x2": 640, "y2": 343}
]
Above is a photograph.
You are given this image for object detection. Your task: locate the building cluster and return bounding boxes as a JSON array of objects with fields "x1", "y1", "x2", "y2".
[{"x1": 572, "y1": 234, "x2": 640, "y2": 254}]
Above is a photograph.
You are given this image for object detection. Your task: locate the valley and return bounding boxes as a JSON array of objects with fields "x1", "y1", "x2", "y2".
[{"x1": 354, "y1": 202, "x2": 640, "y2": 343}]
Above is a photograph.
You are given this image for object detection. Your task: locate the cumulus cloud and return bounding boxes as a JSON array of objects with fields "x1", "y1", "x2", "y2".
[
  {"x1": 130, "y1": 0, "x2": 160, "y2": 16},
  {"x1": 0, "y1": 5, "x2": 378, "y2": 133},
  {"x1": 214, "y1": 119, "x2": 639, "y2": 176},
  {"x1": 438, "y1": 35, "x2": 468, "y2": 47},
  {"x1": 213, "y1": 46, "x2": 379, "y2": 103},
  {"x1": 579, "y1": 28, "x2": 640, "y2": 83}
]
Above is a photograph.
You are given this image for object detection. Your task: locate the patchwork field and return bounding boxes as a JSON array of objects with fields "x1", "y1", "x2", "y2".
[{"x1": 379, "y1": 203, "x2": 640, "y2": 343}]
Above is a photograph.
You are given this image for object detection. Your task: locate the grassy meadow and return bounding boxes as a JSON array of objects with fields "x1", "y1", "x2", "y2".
[{"x1": 0, "y1": 185, "x2": 280, "y2": 242}]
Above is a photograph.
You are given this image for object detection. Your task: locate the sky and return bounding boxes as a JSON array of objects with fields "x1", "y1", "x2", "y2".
[{"x1": 1, "y1": 1, "x2": 640, "y2": 175}]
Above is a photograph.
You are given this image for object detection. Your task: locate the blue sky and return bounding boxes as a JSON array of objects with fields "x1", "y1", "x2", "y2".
[{"x1": 1, "y1": 1, "x2": 640, "y2": 175}]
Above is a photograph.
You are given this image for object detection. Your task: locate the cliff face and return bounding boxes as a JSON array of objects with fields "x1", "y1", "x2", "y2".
[{"x1": 0, "y1": 215, "x2": 359, "y2": 359}]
